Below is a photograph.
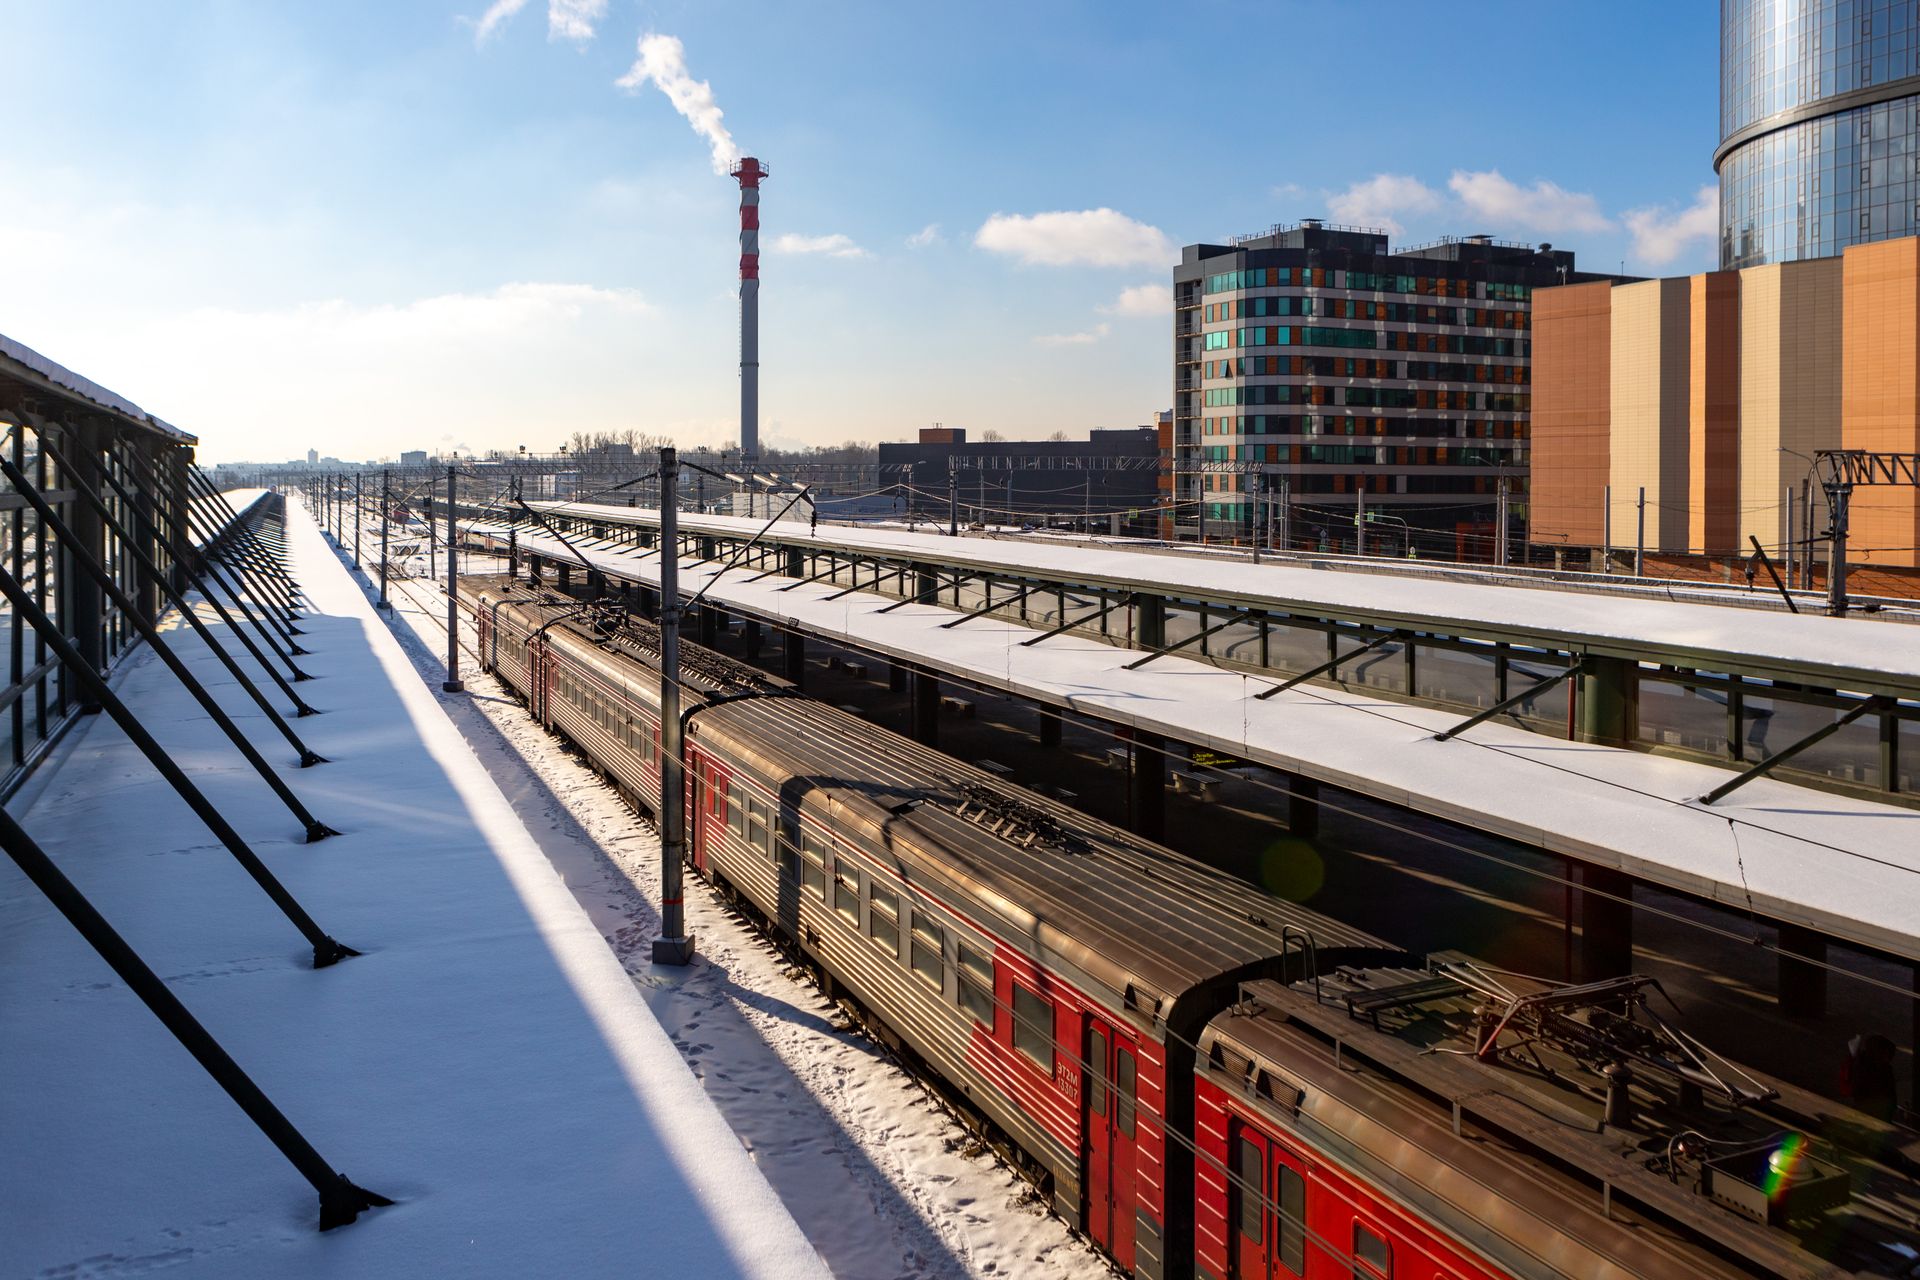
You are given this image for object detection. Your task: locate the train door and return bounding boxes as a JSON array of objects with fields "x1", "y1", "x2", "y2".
[
  {"x1": 476, "y1": 605, "x2": 493, "y2": 673},
  {"x1": 1229, "y1": 1124, "x2": 1309, "y2": 1280},
  {"x1": 691, "y1": 752, "x2": 727, "y2": 873},
  {"x1": 529, "y1": 639, "x2": 550, "y2": 723},
  {"x1": 1083, "y1": 1017, "x2": 1138, "y2": 1270}
]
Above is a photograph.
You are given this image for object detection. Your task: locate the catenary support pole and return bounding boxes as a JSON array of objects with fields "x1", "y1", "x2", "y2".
[
  {"x1": 948, "y1": 456, "x2": 959, "y2": 537},
  {"x1": 352, "y1": 472, "x2": 361, "y2": 570},
  {"x1": 1601, "y1": 483, "x2": 1612, "y2": 574},
  {"x1": 1827, "y1": 480, "x2": 1851, "y2": 617},
  {"x1": 0, "y1": 561, "x2": 354, "y2": 967},
  {"x1": 443, "y1": 464, "x2": 463, "y2": 692},
  {"x1": 378, "y1": 470, "x2": 391, "y2": 610},
  {"x1": 1634, "y1": 485, "x2": 1646, "y2": 577},
  {"x1": 1355, "y1": 490, "x2": 1366, "y2": 557},
  {"x1": 653, "y1": 447, "x2": 695, "y2": 967},
  {"x1": 1496, "y1": 476, "x2": 1510, "y2": 567},
  {"x1": 0, "y1": 808, "x2": 390, "y2": 1230}
]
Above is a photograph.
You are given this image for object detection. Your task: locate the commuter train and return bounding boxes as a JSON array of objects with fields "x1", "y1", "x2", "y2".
[{"x1": 462, "y1": 574, "x2": 1920, "y2": 1280}]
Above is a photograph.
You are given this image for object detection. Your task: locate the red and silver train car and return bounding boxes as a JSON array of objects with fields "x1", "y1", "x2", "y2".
[{"x1": 463, "y1": 577, "x2": 1920, "y2": 1280}]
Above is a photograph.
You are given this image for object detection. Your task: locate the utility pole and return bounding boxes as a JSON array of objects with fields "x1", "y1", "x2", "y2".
[
  {"x1": 353, "y1": 472, "x2": 362, "y2": 570},
  {"x1": 948, "y1": 456, "x2": 959, "y2": 537},
  {"x1": 1801, "y1": 479, "x2": 1815, "y2": 589},
  {"x1": 653, "y1": 447, "x2": 695, "y2": 967},
  {"x1": 1601, "y1": 483, "x2": 1612, "y2": 574},
  {"x1": 1495, "y1": 476, "x2": 1510, "y2": 567},
  {"x1": 442, "y1": 464, "x2": 462, "y2": 693},
  {"x1": 1634, "y1": 485, "x2": 1646, "y2": 577},
  {"x1": 1278, "y1": 474, "x2": 1290, "y2": 554},
  {"x1": 1250, "y1": 470, "x2": 1262, "y2": 564},
  {"x1": 1356, "y1": 489, "x2": 1367, "y2": 557},
  {"x1": 378, "y1": 470, "x2": 391, "y2": 610},
  {"x1": 1784, "y1": 485, "x2": 1795, "y2": 589},
  {"x1": 1826, "y1": 478, "x2": 1851, "y2": 617}
]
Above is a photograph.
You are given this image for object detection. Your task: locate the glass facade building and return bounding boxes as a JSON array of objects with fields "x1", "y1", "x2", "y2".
[{"x1": 1719, "y1": 0, "x2": 1920, "y2": 268}]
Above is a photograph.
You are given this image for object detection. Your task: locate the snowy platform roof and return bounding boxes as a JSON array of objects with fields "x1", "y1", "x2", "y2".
[
  {"x1": 488, "y1": 523, "x2": 1920, "y2": 963},
  {"x1": 0, "y1": 495, "x2": 823, "y2": 1278},
  {"x1": 0, "y1": 331, "x2": 193, "y2": 443},
  {"x1": 533, "y1": 502, "x2": 1920, "y2": 693}
]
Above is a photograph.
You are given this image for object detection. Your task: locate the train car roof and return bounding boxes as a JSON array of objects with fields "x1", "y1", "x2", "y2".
[
  {"x1": 695, "y1": 693, "x2": 1401, "y2": 1026},
  {"x1": 1205, "y1": 965, "x2": 1920, "y2": 1279}
]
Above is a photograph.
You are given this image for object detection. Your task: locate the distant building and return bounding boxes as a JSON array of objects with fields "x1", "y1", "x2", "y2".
[
  {"x1": 400, "y1": 450, "x2": 428, "y2": 467},
  {"x1": 307, "y1": 448, "x2": 318, "y2": 465},
  {"x1": 878, "y1": 427, "x2": 1161, "y2": 533},
  {"x1": 1173, "y1": 222, "x2": 1627, "y2": 556},
  {"x1": 1531, "y1": 234, "x2": 1920, "y2": 570}
]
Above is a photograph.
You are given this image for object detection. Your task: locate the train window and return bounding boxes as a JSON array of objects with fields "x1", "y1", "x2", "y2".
[
  {"x1": 800, "y1": 836, "x2": 826, "y2": 898},
  {"x1": 726, "y1": 784, "x2": 744, "y2": 836},
  {"x1": 747, "y1": 801, "x2": 769, "y2": 856},
  {"x1": 909, "y1": 913, "x2": 944, "y2": 988},
  {"x1": 956, "y1": 944, "x2": 994, "y2": 1026},
  {"x1": 1011, "y1": 984, "x2": 1052, "y2": 1070},
  {"x1": 1115, "y1": 1048, "x2": 1136, "y2": 1138},
  {"x1": 1276, "y1": 1164, "x2": 1306, "y2": 1276},
  {"x1": 869, "y1": 886, "x2": 899, "y2": 956},
  {"x1": 1353, "y1": 1223, "x2": 1390, "y2": 1278},
  {"x1": 834, "y1": 866, "x2": 861, "y2": 923},
  {"x1": 1233, "y1": 1136, "x2": 1262, "y2": 1243}
]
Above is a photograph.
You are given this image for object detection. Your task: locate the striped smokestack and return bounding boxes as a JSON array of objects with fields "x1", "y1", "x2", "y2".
[{"x1": 731, "y1": 156, "x2": 767, "y2": 468}]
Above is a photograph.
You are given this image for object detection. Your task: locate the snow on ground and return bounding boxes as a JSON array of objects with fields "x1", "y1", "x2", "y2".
[
  {"x1": 365, "y1": 528, "x2": 1108, "y2": 1279},
  {"x1": 0, "y1": 497, "x2": 825, "y2": 1279}
]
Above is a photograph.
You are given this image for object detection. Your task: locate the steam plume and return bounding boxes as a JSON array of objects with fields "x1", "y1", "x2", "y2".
[{"x1": 617, "y1": 34, "x2": 740, "y2": 174}]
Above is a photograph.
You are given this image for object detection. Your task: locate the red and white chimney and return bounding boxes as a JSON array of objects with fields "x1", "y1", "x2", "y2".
[{"x1": 730, "y1": 156, "x2": 767, "y2": 468}]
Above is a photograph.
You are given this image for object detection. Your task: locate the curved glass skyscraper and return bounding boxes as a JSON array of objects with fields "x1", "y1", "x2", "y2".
[{"x1": 1719, "y1": 0, "x2": 1920, "y2": 268}]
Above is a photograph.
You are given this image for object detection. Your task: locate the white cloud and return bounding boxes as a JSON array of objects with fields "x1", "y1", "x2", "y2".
[
  {"x1": 770, "y1": 232, "x2": 867, "y2": 259},
  {"x1": 1325, "y1": 174, "x2": 1440, "y2": 235},
  {"x1": 1100, "y1": 284, "x2": 1171, "y2": 317},
  {"x1": 1447, "y1": 170, "x2": 1612, "y2": 235},
  {"x1": 906, "y1": 222, "x2": 943, "y2": 248},
  {"x1": 472, "y1": 0, "x2": 607, "y2": 44},
  {"x1": 546, "y1": 0, "x2": 606, "y2": 42},
  {"x1": 616, "y1": 34, "x2": 741, "y2": 174},
  {"x1": 1624, "y1": 185, "x2": 1720, "y2": 268},
  {"x1": 1033, "y1": 322, "x2": 1111, "y2": 347},
  {"x1": 974, "y1": 209, "x2": 1172, "y2": 269}
]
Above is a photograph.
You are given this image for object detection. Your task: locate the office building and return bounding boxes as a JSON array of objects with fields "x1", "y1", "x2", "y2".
[
  {"x1": 1172, "y1": 222, "x2": 1623, "y2": 554},
  {"x1": 1720, "y1": 0, "x2": 1920, "y2": 267},
  {"x1": 1531, "y1": 234, "x2": 1919, "y2": 569}
]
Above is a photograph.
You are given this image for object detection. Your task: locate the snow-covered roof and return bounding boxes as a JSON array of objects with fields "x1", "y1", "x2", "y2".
[
  {"x1": 0, "y1": 331, "x2": 193, "y2": 443},
  {"x1": 485, "y1": 522, "x2": 1920, "y2": 963},
  {"x1": 533, "y1": 502, "x2": 1920, "y2": 693},
  {"x1": 1, "y1": 495, "x2": 823, "y2": 1278}
]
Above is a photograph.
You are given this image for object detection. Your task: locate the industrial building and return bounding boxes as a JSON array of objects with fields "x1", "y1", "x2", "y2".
[
  {"x1": 1171, "y1": 222, "x2": 1624, "y2": 556},
  {"x1": 877, "y1": 426, "x2": 1161, "y2": 532},
  {"x1": 1530, "y1": 233, "x2": 1920, "y2": 571}
]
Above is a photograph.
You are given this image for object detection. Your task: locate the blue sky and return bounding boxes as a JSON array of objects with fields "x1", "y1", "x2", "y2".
[{"x1": 1, "y1": 2, "x2": 1720, "y2": 462}]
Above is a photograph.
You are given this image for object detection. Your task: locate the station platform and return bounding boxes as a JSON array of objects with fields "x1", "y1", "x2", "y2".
[
  {"x1": 0, "y1": 496, "x2": 824, "y2": 1277},
  {"x1": 484, "y1": 522, "x2": 1920, "y2": 965}
]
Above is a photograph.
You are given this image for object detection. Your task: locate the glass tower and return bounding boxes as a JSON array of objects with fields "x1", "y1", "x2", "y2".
[{"x1": 1719, "y1": 0, "x2": 1920, "y2": 268}]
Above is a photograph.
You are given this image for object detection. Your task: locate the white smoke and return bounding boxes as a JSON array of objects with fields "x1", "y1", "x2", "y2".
[
  {"x1": 472, "y1": 0, "x2": 607, "y2": 45},
  {"x1": 616, "y1": 34, "x2": 740, "y2": 175}
]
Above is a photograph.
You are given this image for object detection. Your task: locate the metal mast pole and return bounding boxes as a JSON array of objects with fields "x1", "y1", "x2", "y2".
[
  {"x1": 1250, "y1": 471, "x2": 1262, "y2": 565},
  {"x1": 1634, "y1": 485, "x2": 1646, "y2": 577},
  {"x1": 948, "y1": 456, "x2": 959, "y2": 537},
  {"x1": 378, "y1": 470, "x2": 391, "y2": 610},
  {"x1": 353, "y1": 472, "x2": 362, "y2": 569},
  {"x1": 442, "y1": 464, "x2": 462, "y2": 693},
  {"x1": 1496, "y1": 476, "x2": 1510, "y2": 567},
  {"x1": 1784, "y1": 485, "x2": 1795, "y2": 589},
  {"x1": 1278, "y1": 474, "x2": 1290, "y2": 553},
  {"x1": 1827, "y1": 479, "x2": 1851, "y2": 617},
  {"x1": 1356, "y1": 490, "x2": 1367, "y2": 557},
  {"x1": 653, "y1": 446, "x2": 695, "y2": 966},
  {"x1": 1602, "y1": 483, "x2": 1612, "y2": 574}
]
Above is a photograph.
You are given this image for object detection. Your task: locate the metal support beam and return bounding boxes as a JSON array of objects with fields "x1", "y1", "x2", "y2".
[
  {"x1": 1123, "y1": 609, "x2": 1243, "y2": 669},
  {"x1": 0, "y1": 561, "x2": 354, "y2": 967},
  {"x1": 1697, "y1": 697, "x2": 1882, "y2": 805},
  {"x1": 1434, "y1": 659, "x2": 1583, "y2": 742},
  {"x1": 911, "y1": 667, "x2": 939, "y2": 747},
  {"x1": 1778, "y1": 923, "x2": 1828, "y2": 1019},
  {"x1": 1023, "y1": 592, "x2": 1134, "y2": 649},
  {"x1": 1576, "y1": 655, "x2": 1637, "y2": 747},
  {"x1": 1255, "y1": 629, "x2": 1405, "y2": 700},
  {"x1": 783, "y1": 628, "x2": 806, "y2": 688},
  {"x1": 1576, "y1": 865, "x2": 1634, "y2": 982},
  {"x1": 1286, "y1": 774, "x2": 1320, "y2": 839},
  {"x1": 0, "y1": 807, "x2": 390, "y2": 1231},
  {"x1": 652, "y1": 447, "x2": 694, "y2": 967},
  {"x1": 940, "y1": 584, "x2": 1035, "y2": 630}
]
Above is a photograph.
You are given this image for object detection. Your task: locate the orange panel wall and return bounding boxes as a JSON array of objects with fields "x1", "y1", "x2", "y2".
[
  {"x1": 1841, "y1": 239, "x2": 1920, "y2": 568},
  {"x1": 1530, "y1": 281, "x2": 1613, "y2": 548}
]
